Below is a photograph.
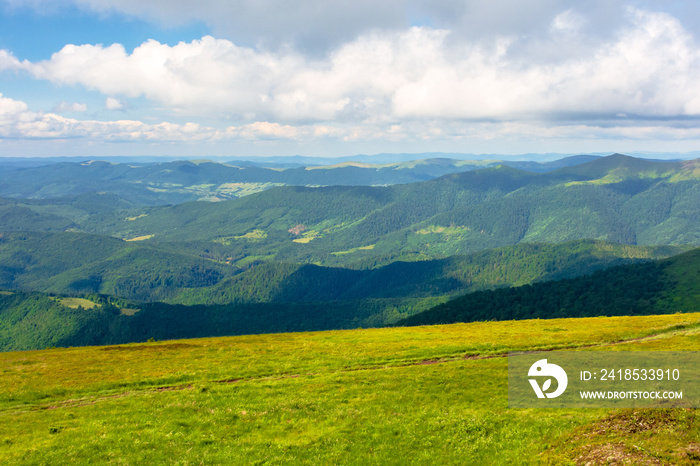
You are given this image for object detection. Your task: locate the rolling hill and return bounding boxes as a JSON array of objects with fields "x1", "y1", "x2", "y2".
[
  {"x1": 0, "y1": 230, "x2": 682, "y2": 304},
  {"x1": 1, "y1": 245, "x2": 696, "y2": 352},
  {"x1": 0, "y1": 154, "x2": 608, "y2": 205},
  {"x1": 57, "y1": 154, "x2": 698, "y2": 267},
  {"x1": 398, "y1": 246, "x2": 700, "y2": 326},
  {"x1": 0, "y1": 231, "x2": 237, "y2": 302},
  {"x1": 169, "y1": 240, "x2": 683, "y2": 305},
  {"x1": 1, "y1": 312, "x2": 698, "y2": 464}
]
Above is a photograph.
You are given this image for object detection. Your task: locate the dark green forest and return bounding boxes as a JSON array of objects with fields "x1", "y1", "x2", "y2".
[
  {"x1": 1, "y1": 246, "x2": 697, "y2": 351},
  {"x1": 0, "y1": 230, "x2": 682, "y2": 304},
  {"x1": 398, "y1": 248, "x2": 700, "y2": 327}
]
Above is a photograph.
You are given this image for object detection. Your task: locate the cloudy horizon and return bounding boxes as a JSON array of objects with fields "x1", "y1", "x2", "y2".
[{"x1": 1, "y1": 0, "x2": 700, "y2": 158}]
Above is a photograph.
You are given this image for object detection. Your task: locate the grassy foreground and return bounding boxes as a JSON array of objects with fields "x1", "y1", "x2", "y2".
[{"x1": 1, "y1": 313, "x2": 699, "y2": 464}]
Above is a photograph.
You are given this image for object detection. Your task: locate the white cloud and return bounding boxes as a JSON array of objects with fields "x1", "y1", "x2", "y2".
[
  {"x1": 2, "y1": 5, "x2": 700, "y2": 152},
  {"x1": 53, "y1": 101, "x2": 88, "y2": 113},
  {"x1": 3, "y1": 93, "x2": 700, "y2": 148},
  {"x1": 5, "y1": 94, "x2": 700, "y2": 147},
  {"x1": 0, "y1": 93, "x2": 29, "y2": 116},
  {"x1": 8, "y1": 8, "x2": 697, "y2": 126},
  {"x1": 0, "y1": 93, "x2": 339, "y2": 142},
  {"x1": 105, "y1": 97, "x2": 125, "y2": 110},
  {"x1": 0, "y1": 49, "x2": 24, "y2": 71}
]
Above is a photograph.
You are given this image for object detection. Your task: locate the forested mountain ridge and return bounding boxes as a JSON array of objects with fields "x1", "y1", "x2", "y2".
[
  {"x1": 169, "y1": 240, "x2": 684, "y2": 305},
  {"x1": 397, "y1": 246, "x2": 700, "y2": 327},
  {"x1": 0, "y1": 154, "x2": 696, "y2": 269},
  {"x1": 0, "y1": 231, "x2": 237, "y2": 302},
  {"x1": 0, "y1": 231, "x2": 680, "y2": 304},
  {"x1": 0, "y1": 155, "x2": 603, "y2": 205},
  {"x1": 1, "y1": 245, "x2": 697, "y2": 352},
  {"x1": 61, "y1": 154, "x2": 699, "y2": 266}
]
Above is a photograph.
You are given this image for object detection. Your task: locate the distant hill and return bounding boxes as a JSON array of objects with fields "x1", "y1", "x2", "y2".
[
  {"x1": 0, "y1": 231, "x2": 237, "y2": 302},
  {"x1": 0, "y1": 155, "x2": 696, "y2": 268},
  {"x1": 397, "y1": 247, "x2": 700, "y2": 327},
  {"x1": 52, "y1": 154, "x2": 697, "y2": 266},
  {"x1": 0, "y1": 155, "x2": 603, "y2": 204}
]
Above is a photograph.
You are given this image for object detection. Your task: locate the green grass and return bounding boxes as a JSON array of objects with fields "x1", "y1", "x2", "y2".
[
  {"x1": 540, "y1": 329, "x2": 700, "y2": 464},
  {"x1": 1, "y1": 313, "x2": 698, "y2": 464},
  {"x1": 54, "y1": 297, "x2": 98, "y2": 309}
]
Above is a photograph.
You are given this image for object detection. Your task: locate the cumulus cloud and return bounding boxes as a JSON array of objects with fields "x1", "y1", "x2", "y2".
[
  {"x1": 0, "y1": 49, "x2": 23, "y2": 71},
  {"x1": 0, "y1": 93, "x2": 29, "y2": 116},
  {"x1": 0, "y1": 93, "x2": 344, "y2": 142},
  {"x1": 393, "y1": 9, "x2": 700, "y2": 120},
  {"x1": 5, "y1": 8, "x2": 699, "y2": 126},
  {"x1": 2, "y1": 3, "x2": 700, "y2": 151}
]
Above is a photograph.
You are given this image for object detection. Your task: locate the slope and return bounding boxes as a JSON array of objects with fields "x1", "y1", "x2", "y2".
[
  {"x1": 0, "y1": 243, "x2": 692, "y2": 351},
  {"x1": 171, "y1": 240, "x2": 683, "y2": 305},
  {"x1": 0, "y1": 229, "x2": 682, "y2": 304},
  {"x1": 0, "y1": 231, "x2": 237, "y2": 301},
  {"x1": 398, "y1": 247, "x2": 700, "y2": 326},
  {"x1": 0, "y1": 313, "x2": 698, "y2": 464}
]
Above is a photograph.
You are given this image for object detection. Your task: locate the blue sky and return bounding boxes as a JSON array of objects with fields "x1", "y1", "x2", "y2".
[
  {"x1": 1, "y1": 0, "x2": 700, "y2": 159},
  {"x1": 0, "y1": 6, "x2": 208, "y2": 61}
]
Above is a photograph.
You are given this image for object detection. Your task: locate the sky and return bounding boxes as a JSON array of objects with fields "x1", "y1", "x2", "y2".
[{"x1": 1, "y1": 0, "x2": 700, "y2": 159}]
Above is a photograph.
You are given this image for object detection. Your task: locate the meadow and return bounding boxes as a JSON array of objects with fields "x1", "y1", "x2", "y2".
[{"x1": 1, "y1": 312, "x2": 698, "y2": 464}]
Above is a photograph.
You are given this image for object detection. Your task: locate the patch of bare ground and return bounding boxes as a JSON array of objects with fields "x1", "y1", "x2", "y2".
[
  {"x1": 551, "y1": 409, "x2": 700, "y2": 465},
  {"x1": 573, "y1": 442, "x2": 661, "y2": 465},
  {"x1": 684, "y1": 443, "x2": 700, "y2": 462}
]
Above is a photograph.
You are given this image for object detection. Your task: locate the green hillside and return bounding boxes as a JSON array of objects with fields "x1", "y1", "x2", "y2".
[
  {"x1": 171, "y1": 240, "x2": 683, "y2": 305},
  {"x1": 0, "y1": 231, "x2": 237, "y2": 302},
  {"x1": 0, "y1": 245, "x2": 695, "y2": 352},
  {"x1": 0, "y1": 155, "x2": 696, "y2": 269},
  {"x1": 398, "y1": 247, "x2": 700, "y2": 327},
  {"x1": 0, "y1": 229, "x2": 680, "y2": 304},
  {"x1": 0, "y1": 155, "x2": 600, "y2": 204},
  {"x1": 71, "y1": 155, "x2": 699, "y2": 266},
  {"x1": 1, "y1": 313, "x2": 698, "y2": 464},
  {"x1": 0, "y1": 292, "x2": 121, "y2": 352},
  {"x1": 0, "y1": 290, "x2": 437, "y2": 351}
]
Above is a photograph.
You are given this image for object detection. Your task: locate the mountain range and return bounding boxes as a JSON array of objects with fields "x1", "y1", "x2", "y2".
[
  {"x1": 0, "y1": 153, "x2": 698, "y2": 350},
  {"x1": 0, "y1": 154, "x2": 603, "y2": 205},
  {"x1": 49, "y1": 154, "x2": 699, "y2": 267}
]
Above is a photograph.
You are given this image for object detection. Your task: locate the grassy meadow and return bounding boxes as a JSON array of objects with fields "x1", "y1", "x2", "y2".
[{"x1": 1, "y1": 312, "x2": 699, "y2": 464}]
